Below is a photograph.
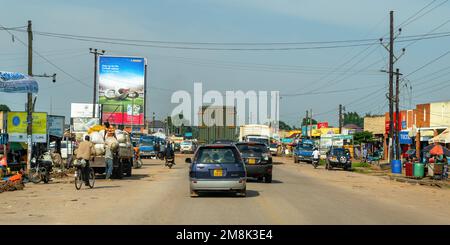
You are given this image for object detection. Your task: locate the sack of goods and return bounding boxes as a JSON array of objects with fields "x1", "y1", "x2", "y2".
[
  {"x1": 94, "y1": 144, "x2": 106, "y2": 156},
  {"x1": 105, "y1": 137, "x2": 119, "y2": 151},
  {"x1": 116, "y1": 132, "x2": 127, "y2": 144},
  {"x1": 88, "y1": 125, "x2": 105, "y2": 134},
  {"x1": 90, "y1": 131, "x2": 105, "y2": 144}
]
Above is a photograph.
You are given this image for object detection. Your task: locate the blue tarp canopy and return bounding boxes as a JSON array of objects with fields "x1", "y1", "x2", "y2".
[{"x1": 0, "y1": 71, "x2": 38, "y2": 93}]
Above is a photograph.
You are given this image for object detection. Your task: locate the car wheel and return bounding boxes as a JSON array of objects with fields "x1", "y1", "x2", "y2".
[
  {"x1": 238, "y1": 188, "x2": 246, "y2": 197},
  {"x1": 264, "y1": 174, "x2": 272, "y2": 183},
  {"x1": 294, "y1": 157, "x2": 298, "y2": 163},
  {"x1": 257, "y1": 176, "x2": 264, "y2": 182},
  {"x1": 190, "y1": 190, "x2": 199, "y2": 197}
]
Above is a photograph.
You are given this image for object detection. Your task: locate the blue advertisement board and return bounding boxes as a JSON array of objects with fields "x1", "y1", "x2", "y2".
[{"x1": 399, "y1": 131, "x2": 412, "y2": 145}]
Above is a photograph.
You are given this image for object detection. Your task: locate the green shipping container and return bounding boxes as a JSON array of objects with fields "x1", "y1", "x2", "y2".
[{"x1": 198, "y1": 126, "x2": 237, "y2": 144}]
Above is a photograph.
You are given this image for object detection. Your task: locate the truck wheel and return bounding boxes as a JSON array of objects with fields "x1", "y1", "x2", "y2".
[
  {"x1": 115, "y1": 161, "x2": 123, "y2": 179},
  {"x1": 126, "y1": 159, "x2": 132, "y2": 177},
  {"x1": 294, "y1": 157, "x2": 298, "y2": 163},
  {"x1": 264, "y1": 174, "x2": 272, "y2": 183}
]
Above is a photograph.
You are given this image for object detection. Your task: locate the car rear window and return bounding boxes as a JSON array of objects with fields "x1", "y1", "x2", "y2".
[
  {"x1": 196, "y1": 147, "x2": 239, "y2": 164},
  {"x1": 236, "y1": 144, "x2": 268, "y2": 154}
]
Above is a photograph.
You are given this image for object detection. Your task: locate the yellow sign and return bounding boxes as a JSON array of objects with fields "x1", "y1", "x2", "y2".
[
  {"x1": 7, "y1": 112, "x2": 47, "y2": 142},
  {"x1": 319, "y1": 128, "x2": 340, "y2": 136}
]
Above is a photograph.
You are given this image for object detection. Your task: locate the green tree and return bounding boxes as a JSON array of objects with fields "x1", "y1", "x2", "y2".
[
  {"x1": 353, "y1": 131, "x2": 374, "y2": 145},
  {"x1": 301, "y1": 117, "x2": 317, "y2": 126},
  {"x1": 278, "y1": 121, "x2": 292, "y2": 131},
  {"x1": 0, "y1": 104, "x2": 11, "y2": 112},
  {"x1": 343, "y1": 112, "x2": 363, "y2": 127}
]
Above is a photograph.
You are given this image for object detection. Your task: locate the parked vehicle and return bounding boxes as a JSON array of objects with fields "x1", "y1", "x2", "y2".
[
  {"x1": 269, "y1": 143, "x2": 278, "y2": 156},
  {"x1": 187, "y1": 144, "x2": 247, "y2": 197},
  {"x1": 29, "y1": 152, "x2": 53, "y2": 184},
  {"x1": 180, "y1": 140, "x2": 196, "y2": 154},
  {"x1": 235, "y1": 142, "x2": 272, "y2": 183},
  {"x1": 293, "y1": 140, "x2": 314, "y2": 163},
  {"x1": 326, "y1": 148, "x2": 352, "y2": 171}
]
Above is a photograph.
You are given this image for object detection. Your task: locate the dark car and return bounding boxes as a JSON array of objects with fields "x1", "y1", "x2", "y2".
[
  {"x1": 326, "y1": 148, "x2": 352, "y2": 171},
  {"x1": 235, "y1": 142, "x2": 273, "y2": 183},
  {"x1": 186, "y1": 144, "x2": 247, "y2": 197}
]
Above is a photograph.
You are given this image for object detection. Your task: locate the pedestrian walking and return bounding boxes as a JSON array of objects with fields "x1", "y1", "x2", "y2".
[{"x1": 104, "y1": 143, "x2": 113, "y2": 180}]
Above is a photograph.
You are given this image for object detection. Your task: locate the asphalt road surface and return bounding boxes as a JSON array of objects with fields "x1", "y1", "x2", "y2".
[{"x1": 1, "y1": 155, "x2": 449, "y2": 224}]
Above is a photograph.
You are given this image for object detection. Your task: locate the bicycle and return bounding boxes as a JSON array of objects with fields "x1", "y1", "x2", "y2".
[{"x1": 73, "y1": 159, "x2": 95, "y2": 190}]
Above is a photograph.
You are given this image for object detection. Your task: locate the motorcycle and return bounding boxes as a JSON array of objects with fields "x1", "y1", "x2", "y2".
[
  {"x1": 165, "y1": 154, "x2": 175, "y2": 169},
  {"x1": 312, "y1": 158, "x2": 319, "y2": 169},
  {"x1": 29, "y1": 152, "x2": 53, "y2": 184}
]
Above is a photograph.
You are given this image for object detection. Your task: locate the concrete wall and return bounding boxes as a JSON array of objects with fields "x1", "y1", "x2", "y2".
[
  {"x1": 430, "y1": 101, "x2": 450, "y2": 127},
  {"x1": 363, "y1": 116, "x2": 384, "y2": 135},
  {"x1": 414, "y1": 103, "x2": 430, "y2": 128}
]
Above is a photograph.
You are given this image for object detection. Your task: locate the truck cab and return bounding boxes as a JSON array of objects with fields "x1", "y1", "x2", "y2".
[
  {"x1": 293, "y1": 140, "x2": 315, "y2": 163},
  {"x1": 138, "y1": 135, "x2": 157, "y2": 159}
]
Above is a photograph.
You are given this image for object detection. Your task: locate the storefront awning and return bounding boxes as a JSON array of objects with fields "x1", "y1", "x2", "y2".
[{"x1": 429, "y1": 128, "x2": 450, "y2": 144}]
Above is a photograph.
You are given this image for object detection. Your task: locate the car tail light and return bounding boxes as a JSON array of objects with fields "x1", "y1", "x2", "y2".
[
  {"x1": 192, "y1": 180, "x2": 197, "y2": 184},
  {"x1": 267, "y1": 168, "x2": 272, "y2": 173}
]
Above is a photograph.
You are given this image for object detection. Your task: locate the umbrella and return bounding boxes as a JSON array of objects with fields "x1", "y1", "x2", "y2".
[
  {"x1": 422, "y1": 144, "x2": 450, "y2": 157},
  {"x1": 0, "y1": 71, "x2": 38, "y2": 94}
]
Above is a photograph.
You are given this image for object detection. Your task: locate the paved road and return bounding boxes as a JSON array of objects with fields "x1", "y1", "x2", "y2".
[{"x1": 1, "y1": 155, "x2": 449, "y2": 224}]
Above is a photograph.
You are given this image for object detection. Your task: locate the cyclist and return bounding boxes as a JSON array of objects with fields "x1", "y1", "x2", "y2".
[{"x1": 75, "y1": 135, "x2": 95, "y2": 185}]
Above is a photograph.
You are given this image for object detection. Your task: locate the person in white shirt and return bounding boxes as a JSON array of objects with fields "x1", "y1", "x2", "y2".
[{"x1": 312, "y1": 148, "x2": 320, "y2": 160}]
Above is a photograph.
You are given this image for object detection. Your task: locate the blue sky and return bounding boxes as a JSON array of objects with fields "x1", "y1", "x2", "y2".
[{"x1": 1, "y1": 0, "x2": 449, "y2": 126}]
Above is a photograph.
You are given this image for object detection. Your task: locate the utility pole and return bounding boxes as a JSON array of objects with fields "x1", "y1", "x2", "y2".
[
  {"x1": 339, "y1": 104, "x2": 342, "y2": 134},
  {"x1": 395, "y1": 69, "x2": 402, "y2": 160},
  {"x1": 26, "y1": 20, "x2": 33, "y2": 174},
  {"x1": 380, "y1": 11, "x2": 405, "y2": 163},
  {"x1": 388, "y1": 11, "x2": 395, "y2": 163},
  {"x1": 152, "y1": 112, "x2": 155, "y2": 134},
  {"x1": 309, "y1": 109, "x2": 313, "y2": 139},
  {"x1": 89, "y1": 48, "x2": 105, "y2": 118},
  {"x1": 305, "y1": 110, "x2": 309, "y2": 138}
]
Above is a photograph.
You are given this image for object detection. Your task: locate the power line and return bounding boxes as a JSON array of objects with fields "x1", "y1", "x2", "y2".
[
  {"x1": 400, "y1": 0, "x2": 449, "y2": 29},
  {"x1": 281, "y1": 84, "x2": 382, "y2": 97},
  {"x1": 0, "y1": 22, "x2": 92, "y2": 88},
  {"x1": 403, "y1": 49, "x2": 450, "y2": 78}
]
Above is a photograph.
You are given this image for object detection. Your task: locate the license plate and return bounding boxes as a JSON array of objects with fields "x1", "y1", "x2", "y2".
[
  {"x1": 248, "y1": 158, "x2": 256, "y2": 165},
  {"x1": 213, "y1": 169, "x2": 223, "y2": 177}
]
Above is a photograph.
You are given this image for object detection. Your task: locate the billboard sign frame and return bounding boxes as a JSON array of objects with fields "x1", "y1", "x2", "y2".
[{"x1": 98, "y1": 56, "x2": 147, "y2": 126}]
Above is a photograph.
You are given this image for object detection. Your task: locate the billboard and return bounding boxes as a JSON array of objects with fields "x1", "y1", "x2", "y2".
[
  {"x1": 71, "y1": 103, "x2": 100, "y2": 118},
  {"x1": 98, "y1": 56, "x2": 146, "y2": 125},
  {"x1": 7, "y1": 112, "x2": 47, "y2": 143},
  {"x1": 48, "y1": 115, "x2": 65, "y2": 138},
  {"x1": 72, "y1": 118, "x2": 100, "y2": 133}
]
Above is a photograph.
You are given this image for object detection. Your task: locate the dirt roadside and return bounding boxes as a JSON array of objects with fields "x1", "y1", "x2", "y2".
[{"x1": 275, "y1": 156, "x2": 450, "y2": 214}]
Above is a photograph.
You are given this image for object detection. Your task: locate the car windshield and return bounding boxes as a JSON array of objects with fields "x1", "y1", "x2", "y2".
[
  {"x1": 247, "y1": 138, "x2": 268, "y2": 145},
  {"x1": 140, "y1": 138, "x2": 155, "y2": 146},
  {"x1": 181, "y1": 141, "x2": 192, "y2": 146},
  {"x1": 333, "y1": 149, "x2": 348, "y2": 155},
  {"x1": 270, "y1": 143, "x2": 277, "y2": 148},
  {"x1": 298, "y1": 144, "x2": 313, "y2": 150},
  {"x1": 196, "y1": 148, "x2": 239, "y2": 164},
  {"x1": 236, "y1": 144, "x2": 268, "y2": 156}
]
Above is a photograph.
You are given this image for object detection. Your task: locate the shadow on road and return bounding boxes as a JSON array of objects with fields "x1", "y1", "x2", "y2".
[
  {"x1": 124, "y1": 174, "x2": 150, "y2": 180},
  {"x1": 246, "y1": 178, "x2": 284, "y2": 184},
  {"x1": 197, "y1": 190, "x2": 260, "y2": 198},
  {"x1": 93, "y1": 185, "x2": 120, "y2": 189}
]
